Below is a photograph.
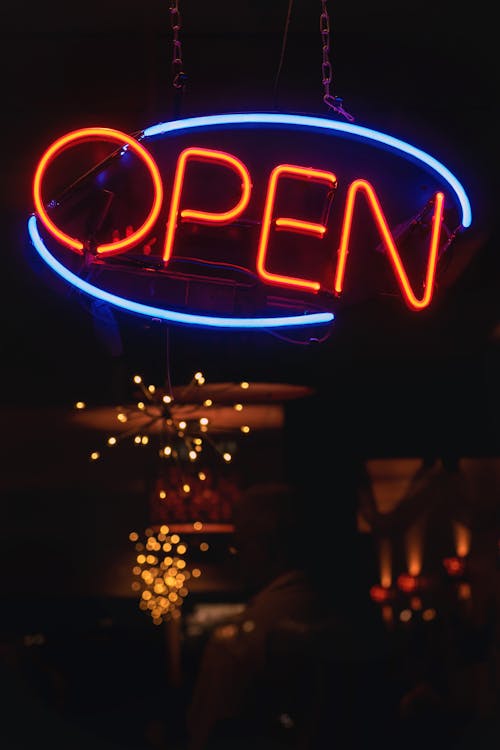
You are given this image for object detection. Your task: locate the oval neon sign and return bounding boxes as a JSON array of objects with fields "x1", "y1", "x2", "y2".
[{"x1": 28, "y1": 112, "x2": 472, "y2": 330}]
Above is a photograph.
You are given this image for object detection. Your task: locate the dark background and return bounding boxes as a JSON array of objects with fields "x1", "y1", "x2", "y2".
[
  {"x1": 1, "y1": 2, "x2": 499, "y2": 749},
  {"x1": 1, "y1": 0, "x2": 499, "y2": 459}
]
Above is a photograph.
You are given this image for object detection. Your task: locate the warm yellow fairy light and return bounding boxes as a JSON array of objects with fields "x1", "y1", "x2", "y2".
[
  {"x1": 192, "y1": 568, "x2": 201, "y2": 578},
  {"x1": 200, "y1": 542, "x2": 209, "y2": 552},
  {"x1": 234, "y1": 403, "x2": 243, "y2": 411},
  {"x1": 134, "y1": 436, "x2": 142, "y2": 444},
  {"x1": 133, "y1": 375, "x2": 142, "y2": 384},
  {"x1": 240, "y1": 381, "x2": 249, "y2": 389},
  {"x1": 137, "y1": 401, "x2": 145, "y2": 410},
  {"x1": 197, "y1": 472, "x2": 206, "y2": 481},
  {"x1": 90, "y1": 451, "x2": 100, "y2": 460},
  {"x1": 189, "y1": 450, "x2": 197, "y2": 461},
  {"x1": 183, "y1": 483, "x2": 191, "y2": 493},
  {"x1": 194, "y1": 372, "x2": 203, "y2": 381},
  {"x1": 148, "y1": 384, "x2": 155, "y2": 393},
  {"x1": 129, "y1": 525, "x2": 192, "y2": 624},
  {"x1": 199, "y1": 417, "x2": 209, "y2": 426},
  {"x1": 117, "y1": 412, "x2": 127, "y2": 422},
  {"x1": 179, "y1": 421, "x2": 187, "y2": 430},
  {"x1": 107, "y1": 436, "x2": 117, "y2": 446},
  {"x1": 75, "y1": 401, "x2": 86, "y2": 409},
  {"x1": 141, "y1": 436, "x2": 149, "y2": 445},
  {"x1": 223, "y1": 452, "x2": 232, "y2": 462},
  {"x1": 163, "y1": 446, "x2": 172, "y2": 456},
  {"x1": 163, "y1": 394, "x2": 172, "y2": 404},
  {"x1": 129, "y1": 532, "x2": 139, "y2": 542},
  {"x1": 203, "y1": 399, "x2": 212, "y2": 407},
  {"x1": 241, "y1": 425, "x2": 250, "y2": 433},
  {"x1": 159, "y1": 490, "x2": 167, "y2": 499},
  {"x1": 193, "y1": 521, "x2": 203, "y2": 531}
]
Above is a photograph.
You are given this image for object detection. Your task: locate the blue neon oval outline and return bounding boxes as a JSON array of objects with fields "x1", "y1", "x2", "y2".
[
  {"x1": 143, "y1": 112, "x2": 472, "y2": 228},
  {"x1": 27, "y1": 215, "x2": 334, "y2": 329}
]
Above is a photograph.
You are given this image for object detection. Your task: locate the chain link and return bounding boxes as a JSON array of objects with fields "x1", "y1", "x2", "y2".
[
  {"x1": 320, "y1": 0, "x2": 354, "y2": 122},
  {"x1": 170, "y1": 0, "x2": 187, "y2": 91}
]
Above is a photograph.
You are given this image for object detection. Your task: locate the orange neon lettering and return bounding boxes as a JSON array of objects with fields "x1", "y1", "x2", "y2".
[
  {"x1": 256, "y1": 164, "x2": 337, "y2": 292},
  {"x1": 33, "y1": 127, "x2": 163, "y2": 257},
  {"x1": 162, "y1": 147, "x2": 252, "y2": 264},
  {"x1": 334, "y1": 179, "x2": 445, "y2": 310}
]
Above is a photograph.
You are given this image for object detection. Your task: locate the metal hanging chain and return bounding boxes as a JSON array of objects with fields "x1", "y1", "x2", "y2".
[
  {"x1": 272, "y1": 0, "x2": 294, "y2": 108},
  {"x1": 170, "y1": 0, "x2": 187, "y2": 94},
  {"x1": 320, "y1": 0, "x2": 354, "y2": 121}
]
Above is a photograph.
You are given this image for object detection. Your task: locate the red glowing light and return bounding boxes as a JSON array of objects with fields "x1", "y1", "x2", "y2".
[
  {"x1": 162, "y1": 147, "x2": 252, "y2": 264},
  {"x1": 334, "y1": 180, "x2": 445, "y2": 310},
  {"x1": 33, "y1": 132, "x2": 450, "y2": 313},
  {"x1": 33, "y1": 127, "x2": 163, "y2": 257},
  {"x1": 396, "y1": 573, "x2": 419, "y2": 593},
  {"x1": 443, "y1": 556, "x2": 466, "y2": 577},
  {"x1": 256, "y1": 164, "x2": 337, "y2": 292}
]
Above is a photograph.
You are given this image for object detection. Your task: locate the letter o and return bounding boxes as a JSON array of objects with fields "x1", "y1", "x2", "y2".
[{"x1": 33, "y1": 127, "x2": 163, "y2": 256}]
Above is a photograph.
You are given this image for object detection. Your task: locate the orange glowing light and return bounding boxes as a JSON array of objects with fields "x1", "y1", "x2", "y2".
[
  {"x1": 33, "y1": 127, "x2": 163, "y2": 256},
  {"x1": 378, "y1": 538, "x2": 392, "y2": 589},
  {"x1": 405, "y1": 522, "x2": 424, "y2": 577},
  {"x1": 256, "y1": 164, "x2": 337, "y2": 292},
  {"x1": 453, "y1": 521, "x2": 471, "y2": 558},
  {"x1": 334, "y1": 180, "x2": 445, "y2": 310},
  {"x1": 163, "y1": 147, "x2": 252, "y2": 263}
]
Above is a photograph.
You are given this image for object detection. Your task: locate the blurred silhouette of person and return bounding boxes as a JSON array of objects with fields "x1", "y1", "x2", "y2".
[{"x1": 185, "y1": 480, "x2": 395, "y2": 750}]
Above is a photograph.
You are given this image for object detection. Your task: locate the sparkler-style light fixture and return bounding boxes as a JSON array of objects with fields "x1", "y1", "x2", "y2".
[
  {"x1": 75, "y1": 370, "x2": 253, "y2": 469},
  {"x1": 72, "y1": 373, "x2": 309, "y2": 526}
]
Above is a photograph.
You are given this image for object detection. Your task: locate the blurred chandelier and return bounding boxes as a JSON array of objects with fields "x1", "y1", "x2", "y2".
[
  {"x1": 74, "y1": 370, "x2": 254, "y2": 467},
  {"x1": 72, "y1": 375, "x2": 312, "y2": 525}
]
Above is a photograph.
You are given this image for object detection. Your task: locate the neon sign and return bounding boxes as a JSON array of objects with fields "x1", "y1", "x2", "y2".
[{"x1": 28, "y1": 112, "x2": 472, "y2": 329}]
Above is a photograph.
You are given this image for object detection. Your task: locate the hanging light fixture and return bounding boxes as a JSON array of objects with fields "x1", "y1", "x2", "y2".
[
  {"x1": 74, "y1": 371, "x2": 256, "y2": 463},
  {"x1": 129, "y1": 524, "x2": 196, "y2": 625}
]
